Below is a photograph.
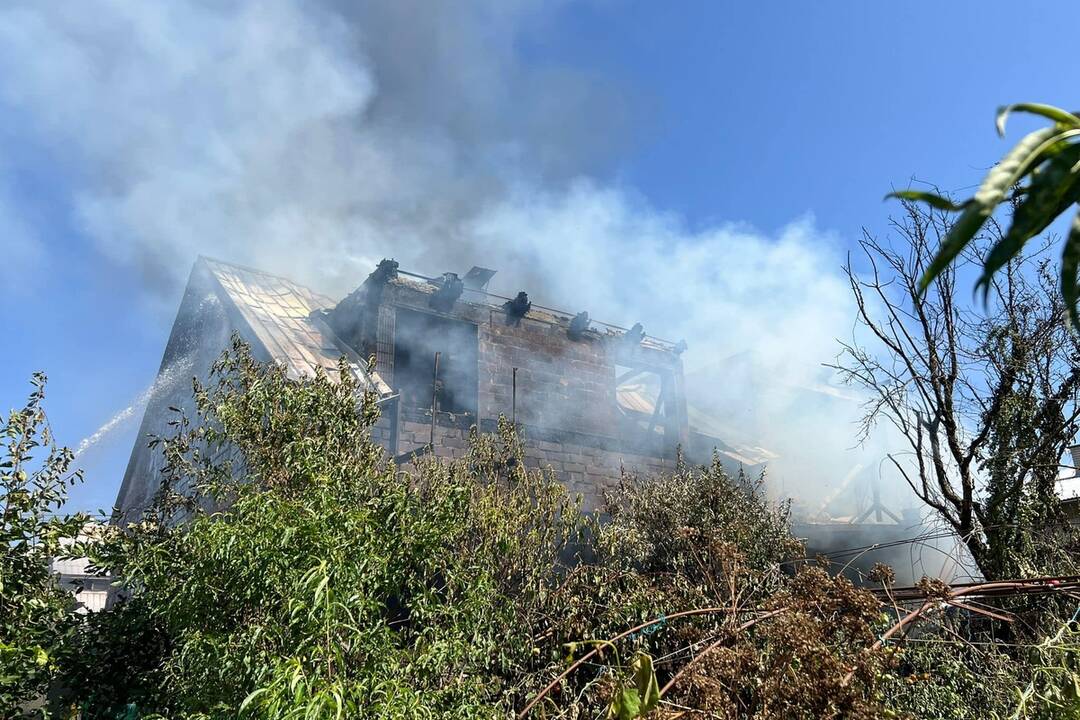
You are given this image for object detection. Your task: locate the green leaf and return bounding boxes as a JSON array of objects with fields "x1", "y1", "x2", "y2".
[
  {"x1": 314, "y1": 573, "x2": 329, "y2": 604},
  {"x1": 996, "y1": 103, "x2": 1080, "y2": 137},
  {"x1": 240, "y1": 687, "x2": 268, "y2": 713},
  {"x1": 1061, "y1": 210, "x2": 1080, "y2": 329},
  {"x1": 919, "y1": 126, "x2": 1063, "y2": 294},
  {"x1": 886, "y1": 190, "x2": 967, "y2": 212},
  {"x1": 606, "y1": 653, "x2": 659, "y2": 719},
  {"x1": 973, "y1": 126, "x2": 1067, "y2": 213},
  {"x1": 609, "y1": 686, "x2": 641, "y2": 720},
  {"x1": 917, "y1": 202, "x2": 993, "y2": 294},
  {"x1": 976, "y1": 144, "x2": 1080, "y2": 298},
  {"x1": 633, "y1": 652, "x2": 660, "y2": 713}
]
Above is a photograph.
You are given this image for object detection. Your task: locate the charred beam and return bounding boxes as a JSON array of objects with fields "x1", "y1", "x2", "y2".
[
  {"x1": 325, "y1": 258, "x2": 398, "y2": 354},
  {"x1": 616, "y1": 367, "x2": 646, "y2": 385},
  {"x1": 370, "y1": 258, "x2": 399, "y2": 285},
  {"x1": 646, "y1": 381, "x2": 668, "y2": 436},
  {"x1": 429, "y1": 272, "x2": 464, "y2": 312},
  {"x1": 622, "y1": 322, "x2": 645, "y2": 349},
  {"x1": 504, "y1": 291, "x2": 531, "y2": 326},
  {"x1": 568, "y1": 311, "x2": 591, "y2": 341}
]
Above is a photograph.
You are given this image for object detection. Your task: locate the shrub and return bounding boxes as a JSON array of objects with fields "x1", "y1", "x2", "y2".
[
  {"x1": 0, "y1": 374, "x2": 87, "y2": 718},
  {"x1": 63, "y1": 340, "x2": 844, "y2": 718},
  {"x1": 50, "y1": 338, "x2": 1068, "y2": 719}
]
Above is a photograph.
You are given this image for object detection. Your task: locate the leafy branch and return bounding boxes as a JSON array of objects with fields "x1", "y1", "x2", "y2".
[{"x1": 890, "y1": 103, "x2": 1080, "y2": 326}]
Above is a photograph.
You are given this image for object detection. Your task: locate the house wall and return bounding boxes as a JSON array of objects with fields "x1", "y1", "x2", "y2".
[
  {"x1": 51, "y1": 554, "x2": 112, "y2": 613},
  {"x1": 368, "y1": 278, "x2": 682, "y2": 510},
  {"x1": 117, "y1": 261, "x2": 692, "y2": 520},
  {"x1": 392, "y1": 419, "x2": 674, "y2": 509},
  {"x1": 113, "y1": 263, "x2": 236, "y2": 521}
]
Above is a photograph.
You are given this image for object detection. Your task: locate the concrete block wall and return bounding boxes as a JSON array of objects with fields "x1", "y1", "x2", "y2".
[
  {"x1": 383, "y1": 412, "x2": 674, "y2": 509},
  {"x1": 477, "y1": 318, "x2": 619, "y2": 439},
  {"x1": 519, "y1": 439, "x2": 674, "y2": 509},
  {"x1": 368, "y1": 411, "x2": 396, "y2": 450},
  {"x1": 365, "y1": 277, "x2": 683, "y2": 510}
]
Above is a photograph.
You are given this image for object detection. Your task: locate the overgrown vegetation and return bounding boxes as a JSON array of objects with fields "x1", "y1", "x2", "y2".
[
  {"x1": 891, "y1": 103, "x2": 1080, "y2": 326},
  {"x1": 53, "y1": 341, "x2": 890, "y2": 718},
  {"x1": 3, "y1": 339, "x2": 1080, "y2": 718},
  {"x1": 1, "y1": 374, "x2": 87, "y2": 716}
]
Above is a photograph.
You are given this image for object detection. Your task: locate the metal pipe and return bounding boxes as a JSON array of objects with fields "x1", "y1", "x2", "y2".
[
  {"x1": 512, "y1": 367, "x2": 518, "y2": 425},
  {"x1": 430, "y1": 351, "x2": 440, "y2": 448}
]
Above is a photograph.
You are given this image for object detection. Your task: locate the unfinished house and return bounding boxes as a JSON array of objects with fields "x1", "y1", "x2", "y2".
[{"x1": 114, "y1": 257, "x2": 751, "y2": 521}]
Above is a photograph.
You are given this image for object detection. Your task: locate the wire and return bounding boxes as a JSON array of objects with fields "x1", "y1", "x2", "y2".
[
  {"x1": 786, "y1": 519, "x2": 1080, "y2": 565},
  {"x1": 782, "y1": 528, "x2": 960, "y2": 565}
]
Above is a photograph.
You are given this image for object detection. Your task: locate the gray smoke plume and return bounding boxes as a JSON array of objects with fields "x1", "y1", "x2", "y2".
[
  {"x1": 0, "y1": 0, "x2": 910, "y2": 515},
  {"x1": 0, "y1": 0, "x2": 629, "y2": 296}
]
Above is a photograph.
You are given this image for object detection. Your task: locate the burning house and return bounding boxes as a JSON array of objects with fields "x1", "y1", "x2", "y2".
[{"x1": 115, "y1": 257, "x2": 753, "y2": 520}]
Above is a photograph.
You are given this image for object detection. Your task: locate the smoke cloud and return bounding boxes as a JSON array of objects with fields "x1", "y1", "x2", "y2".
[{"x1": 0, "y1": 0, "x2": 908, "y2": 513}]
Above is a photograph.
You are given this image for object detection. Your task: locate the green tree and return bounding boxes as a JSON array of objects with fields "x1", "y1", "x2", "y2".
[
  {"x1": 835, "y1": 201, "x2": 1080, "y2": 580},
  {"x1": 66, "y1": 340, "x2": 599, "y2": 717},
  {"x1": 1, "y1": 374, "x2": 87, "y2": 718}
]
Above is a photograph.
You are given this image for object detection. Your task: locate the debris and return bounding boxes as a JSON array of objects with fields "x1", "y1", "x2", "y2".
[
  {"x1": 504, "y1": 291, "x2": 531, "y2": 326},
  {"x1": 568, "y1": 311, "x2": 590, "y2": 340},
  {"x1": 429, "y1": 272, "x2": 464, "y2": 312}
]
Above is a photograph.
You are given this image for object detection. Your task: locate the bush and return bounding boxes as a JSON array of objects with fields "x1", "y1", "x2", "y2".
[
  {"x1": 66, "y1": 343, "x2": 584, "y2": 717},
  {"x1": 63, "y1": 340, "x2": 865, "y2": 718},
  {"x1": 879, "y1": 640, "x2": 1022, "y2": 720},
  {"x1": 24, "y1": 338, "x2": 1073, "y2": 718},
  {"x1": 0, "y1": 374, "x2": 87, "y2": 718}
]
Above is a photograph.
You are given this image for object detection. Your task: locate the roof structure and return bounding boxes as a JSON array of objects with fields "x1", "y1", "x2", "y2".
[
  {"x1": 616, "y1": 382, "x2": 774, "y2": 470},
  {"x1": 198, "y1": 257, "x2": 756, "y2": 465},
  {"x1": 118, "y1": 256, "x2": 764, "y2": 519},
  {"x1": 199, "y1": 257, "x2": 389, "y2": 392}
]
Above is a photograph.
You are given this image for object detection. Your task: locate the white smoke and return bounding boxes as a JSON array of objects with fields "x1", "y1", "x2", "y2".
[
  {"x1": 468, "y1": 185, "x2": 891, "y2": 507},
  {"x1": 0, "y1": 0, "x2": 906, "y2": 511},
  {"x1": 0, "y1": 0, "x2": 618, "y2": 297}
]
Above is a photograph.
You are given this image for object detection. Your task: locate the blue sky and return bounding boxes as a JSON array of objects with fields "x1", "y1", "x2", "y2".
[
  {"x1": 545, "y1": 2, "x2": 1070, "y2": 231},
  {"x1": 1, "y1": 1, "x2": 1077, "y2": 513}
]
